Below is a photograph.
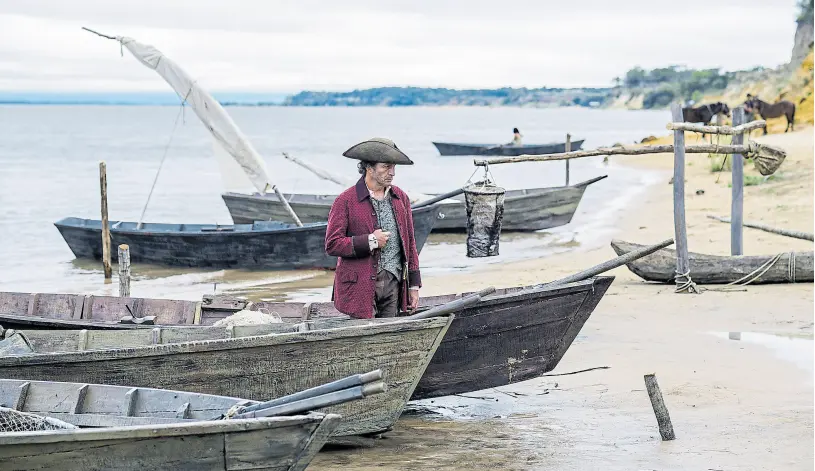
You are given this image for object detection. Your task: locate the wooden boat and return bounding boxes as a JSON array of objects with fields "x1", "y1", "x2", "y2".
[
  {"x1": 54, "y1": 206, "x2": 438, "y2": 269},
  {"x1": 1, "y1": 277, "x2": 614, "y2": 400},
  {"x1": 0, "y1": 316, "x2": 452, "y2": 437},
  {"x1": 611, "y1": 240, "x2": 814, "y2": 284},
  {"x1": 432, "y1": 139, "x2": 585, "y2": 156},
  {"x1": 223, "y1": 176, "x2": 607, "y2": 231},
  {"x1": 0, "y1": 379, "x2": 338, "y2": 470}
]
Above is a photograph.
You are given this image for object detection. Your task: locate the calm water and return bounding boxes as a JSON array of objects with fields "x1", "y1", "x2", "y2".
[{"x1": 0, "y1": 105, "x2": 669, "y2": 299}]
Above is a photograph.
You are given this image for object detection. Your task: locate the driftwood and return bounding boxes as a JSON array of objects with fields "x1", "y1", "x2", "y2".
[
  {"x1": 545, "y1": 238, "x2": 674, "y2": 286},
  {"x1": 665, "y1": 120, "x2": 766, "y2": 134},
  {"x1": 644, "y1": 373, "x2": 675, "y2": 441},
  {"x1": 473, "y1": 142, "x2": 786, "y2": 176},
  {"x1": 99, "y1": 162, "x2": 112, "y2": 279},
  {"x1": 707, "y1": 215, "x2": 814, "y2": 242},
  {"x1": 117, "y1": 244, "x2": 130, "y2": 297}
]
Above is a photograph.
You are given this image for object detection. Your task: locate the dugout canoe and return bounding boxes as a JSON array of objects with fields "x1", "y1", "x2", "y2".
[
  {"x1": 0, "y1": 277, "x2": 613, "y2": 400},
  {"x1": 611, "y1": 240, "x2": 814, "y2": 284},
  {"x1": 54, "y1": 206, "x2": 437, "y2": 270},
  {"x1": 0, "y1": 316, "x2": 453, "y2": 438},
  {"x1": 431, "y1": 139, "x2": 585, "y2": 157},
  {"x1": 0, "y1": 379, "x2": 337, "y2": 471},
  {"x1": 223, "y1": 176, "x2": 607, "y2": 231}
]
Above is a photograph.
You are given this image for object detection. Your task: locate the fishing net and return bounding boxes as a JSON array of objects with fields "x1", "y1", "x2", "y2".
[
  {"x1": 464, "y1": 181, "x2": 506, "y2": 258},
  {"x1": 0, "y1": 407, "x2": 77, "y2": 432}
]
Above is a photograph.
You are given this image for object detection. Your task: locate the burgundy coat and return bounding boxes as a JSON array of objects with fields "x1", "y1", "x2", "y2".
[{"x1": 325, "y1": 177, "x2": 422, "y2": 319}]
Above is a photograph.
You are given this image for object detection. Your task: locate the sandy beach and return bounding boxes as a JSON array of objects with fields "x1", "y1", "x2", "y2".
[{"x1": 313, "y1": 127, "x2": 814, "y2": 470}]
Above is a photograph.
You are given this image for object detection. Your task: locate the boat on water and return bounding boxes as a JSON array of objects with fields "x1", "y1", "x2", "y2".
[
  {"x1": 223, "y1": 176, "x2": 607, "y2": 231},
  {"x1": 0, "y1": 316, "x2": 453, "y2": 438},
  {"x1": 611, "y1": 240, "x2": 814, "y2": 284},
  {"x1": 432, "y1": 139, "x2": 585, "y2": 156},
  {"x1": 54, "y1": 205, "x2": 439, "y2": 270},
  {"x1": 0, "y1": 379, "x2": 338, "y2": 471},
  {"x1": 0, "y1": 277, "x2": 614, "y2": 400}
]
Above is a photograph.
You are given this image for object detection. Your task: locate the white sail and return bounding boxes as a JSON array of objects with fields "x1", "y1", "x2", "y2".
[{"x1": 118, "y1": 36, "x2": 272, "y2": 195}]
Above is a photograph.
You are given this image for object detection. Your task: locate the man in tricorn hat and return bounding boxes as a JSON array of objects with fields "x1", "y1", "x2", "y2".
[{"x1": 325, "y1": 137, "x2": 422, "y2": 319}]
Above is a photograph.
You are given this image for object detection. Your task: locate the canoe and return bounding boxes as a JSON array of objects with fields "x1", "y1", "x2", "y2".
[
  {"x1": 223, "y1": 176, "x2": 607, "y2": 231},
  {"x1": 1, "y1": 277, "x2": 613, "y2": 399},
  {"x1": 432, "y1": 139, "x2": 585, "y2": 156},
  {"x1": 0, "y1": 379, "x2": 337, "y2": 471},
  {"x1": 54, "y1": 205, "x2": 438, "y2": 269},
  {"x1": 0, "y1": 316, "x2": 453, "y2": 437},
  {"x1": 611, "y1": 240, "x2": 814, "y2": 284}
]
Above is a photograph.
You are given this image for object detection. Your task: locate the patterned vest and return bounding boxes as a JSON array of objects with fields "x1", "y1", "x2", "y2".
[{"x1": 370, "y1": 195, "x2": 403, "y2": 280}]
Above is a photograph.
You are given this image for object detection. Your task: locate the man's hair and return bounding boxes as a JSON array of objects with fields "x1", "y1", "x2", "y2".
[{"x1": 357, "y1": 161, "x2": 375, "y2": 175}]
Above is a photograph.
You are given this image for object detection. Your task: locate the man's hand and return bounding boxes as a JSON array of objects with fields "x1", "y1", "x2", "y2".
[
  {"x1": 373, "y1": 229, "x2": 390, "y2": 248},
  {"x1": 408, "y1": 289, "x2": 419, "y2": 311}
]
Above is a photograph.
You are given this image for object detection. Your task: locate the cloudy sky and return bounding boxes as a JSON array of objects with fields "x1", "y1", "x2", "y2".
[{"x1": 0, "y1": 0, "x2": 801, "y2": 93}]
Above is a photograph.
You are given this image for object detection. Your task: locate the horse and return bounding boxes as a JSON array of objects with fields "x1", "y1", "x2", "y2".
[
  {"x1": 745, "y1": 96, "x2": 795, "y2": 134},
  {"x1": 681, "y1": 102, "x2": 731, "y2": 125}
]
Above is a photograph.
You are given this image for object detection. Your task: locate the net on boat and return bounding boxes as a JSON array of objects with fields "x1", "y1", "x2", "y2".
[
  {"x1": 0, "y1": 407, "x2": 77, "y2": 432},
  {"x1": 464, "y1": 181, "x2": 506, "y2": 258}
]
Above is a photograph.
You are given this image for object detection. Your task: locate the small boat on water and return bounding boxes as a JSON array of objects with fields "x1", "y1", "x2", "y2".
[
  {"x1": 0, "y1": 317, "x2": 453, "y2": 438},
  {"x1": 0, "y1": 379, "x2": 338, "y2": 471},
  {"x1": 0, "y1": 277, "x2": 614, "y2": 400},
  {"x1": 611, "y1": 240, "x2": 814, "y2": 284},
  {"x1": 432, "y1": 139, "x2": 585, "y2": 156},
  {"x1": 54, "y1": 204, "x2": 439, "y2": 270},
  {"x1": 223, "y1": 176, "x2": 607, "y2": 231}
]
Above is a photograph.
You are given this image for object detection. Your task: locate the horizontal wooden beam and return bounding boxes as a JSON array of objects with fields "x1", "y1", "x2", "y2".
[{"x1": 665, "y1": 120, "x2": 766, "y2": 134}]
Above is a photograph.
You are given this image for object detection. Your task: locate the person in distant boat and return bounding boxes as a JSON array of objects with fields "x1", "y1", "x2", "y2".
[
  {"x1": 507, "y1": 128, "x2": 523, "y2": 146},
  {"x1": 325, "y1": 138, "x2": 422, "y2": 319}
]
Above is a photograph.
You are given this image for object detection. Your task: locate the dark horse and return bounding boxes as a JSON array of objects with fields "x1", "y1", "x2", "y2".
[
  {"x1": 681, "y1": 102, "x2": 731, "y2": 124},
  {"x1": 745, "y1": 96, "x2": 795, "y2": 134}
]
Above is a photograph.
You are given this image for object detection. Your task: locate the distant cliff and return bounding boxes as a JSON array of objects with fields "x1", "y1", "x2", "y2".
[{"x1": 281, "y1": 86, "x2": 611, "y2": 107}]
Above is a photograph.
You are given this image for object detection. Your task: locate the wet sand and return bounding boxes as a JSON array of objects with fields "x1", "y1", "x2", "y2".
[{"x1": 311, "y1": 128, "x2": 814, "y2": 470}]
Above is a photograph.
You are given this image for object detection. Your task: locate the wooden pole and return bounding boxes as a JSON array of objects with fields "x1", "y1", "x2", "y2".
[
  {"x1": 644, "y1": 373, "x2": 676, "y2": 441},
  {"x1": 707, "y1": 215, "x2": 814, "y2": 241},
  {"x1": 731, "y1": 107, "x2": 745, "y2": 256},
  {"x1": 118, "y1": 244, "x2": 131, "y2": 297},
  {"x1": 670, "y1": 103, "x2": 691, "y2": 292},
  {"x1": 99, "y1": 162, "x2": 112, "y2": 280},
  {"x1": 565, "y1": 133, "x2": 571, "y2": 186}
]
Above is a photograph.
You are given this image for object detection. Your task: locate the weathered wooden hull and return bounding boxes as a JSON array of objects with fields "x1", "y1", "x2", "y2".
[
  {"x1": 54, "y1": 210, "x2": 434, "y2": 269},
  {"x1": 432, "y1": 140, "x2": 585, "y2": 156},
  {"x1": 0, "y1": 317, "x2": 452, "y2": 437},
  {"x1": 0, "y1": 414, "x2": 338, "y2": 471},
  {"x1": 223, "y1": 176, "x2": 606, "y2": 231},
  {"x1": 611, "y1": 240, "x2": 814, "y2": 284}
]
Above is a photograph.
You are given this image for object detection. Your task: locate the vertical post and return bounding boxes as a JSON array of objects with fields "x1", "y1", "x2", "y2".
[
  {"x1": 644, "y1": 373, "x2": 676, "y2": 441},
  {"x1": 669, "y1": 104, "x2": 691, "y2": 291},
  {"x1": 99, "y1": 162, "x2": 112, "y2": 280},
  {"x1": 118, "y1": 244, "x2": 131, "y2": 297},
  {"x1": 731, "y1": 108, "x2": 745, "y2": 256},
  {"x1": 565, "y1": 133, "x2": 571, "y2": 186}
]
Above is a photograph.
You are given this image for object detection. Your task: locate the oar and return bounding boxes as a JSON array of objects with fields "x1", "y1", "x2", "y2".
[
  {"x1": 225, "y1": 370, "x2": 383, "y2": 418},
  {"x1": 229, "y1": 381, "x2": 386, "y2": 419},
  {"x1": 410, "y1": 186, "x2": 467, "y2": 210},
  {"x1": 403, "y1": 286, "x2": 496, "y2": 320},
  {"x1": 542, "y1": 238, "x2": 675, "y2": 287}
]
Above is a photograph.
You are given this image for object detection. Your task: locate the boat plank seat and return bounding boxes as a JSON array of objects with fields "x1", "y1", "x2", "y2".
[{"x1": 82, "y1": 296, "x2": 200, "y2": 324}]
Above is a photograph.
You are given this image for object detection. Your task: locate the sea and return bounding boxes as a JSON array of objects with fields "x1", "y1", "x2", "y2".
[{"x1": 0, "y1": 105, "x2": 670, "y2": 301}]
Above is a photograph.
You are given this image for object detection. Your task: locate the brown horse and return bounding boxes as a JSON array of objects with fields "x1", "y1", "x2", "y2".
[{"x1": 746, "y1": 97, "x2": 795, "y2": 134}]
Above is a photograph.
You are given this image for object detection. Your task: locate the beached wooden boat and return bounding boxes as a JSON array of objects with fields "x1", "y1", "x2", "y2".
[
  {"x1": 0, "y1": 379, "x2": 337, "y2": 470},
  {"x1": 611, "y1": 240, "x2": 814, "y2": 284},
  {"x1": 432, "y1": 139, "x2": 585, "y2": 156},
  {"x1": 54, "y1": 207, "x2": 437, "y2": 269},
  {"x1": 0, "y1": 317, "x2": 452, "y2": 437},
  {"x1": 223, "y1": 176, "x2": 607, "y2": 231}
]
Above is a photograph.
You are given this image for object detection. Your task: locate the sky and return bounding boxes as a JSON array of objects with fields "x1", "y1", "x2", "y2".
[{"x1": 0, "y1": 0, "x2": 802, "y2": 94}]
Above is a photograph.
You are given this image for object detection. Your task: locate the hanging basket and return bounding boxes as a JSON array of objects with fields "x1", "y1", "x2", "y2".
[{"x1": 464, "y1": 181, "x2": 506, "y2": 258}]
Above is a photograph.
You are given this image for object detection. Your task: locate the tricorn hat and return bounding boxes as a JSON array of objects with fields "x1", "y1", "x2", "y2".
[{"x1": 342, "y1": 137, "x2": 414, "y2": 165}]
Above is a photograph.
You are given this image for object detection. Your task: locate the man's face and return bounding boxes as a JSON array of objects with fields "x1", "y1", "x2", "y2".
[{"x1": 369, "y1": 162, "x2": 396, "y2": 187}]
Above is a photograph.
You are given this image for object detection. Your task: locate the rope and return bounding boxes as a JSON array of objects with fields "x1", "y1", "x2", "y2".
[
  {"x1": 674, "y1": 270, "x2": 701, "y2": 293},
  {"x1": 687, "y1": 252, "x2": 796, "y2": 293}
]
